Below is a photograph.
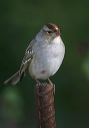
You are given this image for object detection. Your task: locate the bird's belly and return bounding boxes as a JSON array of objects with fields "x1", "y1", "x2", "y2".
[
  {"x1": 29, "y1": 53, "x2": 64, "y2": 80},
  {"x1": 29, "y1": 42, "x2": 65, "y2": 80}
]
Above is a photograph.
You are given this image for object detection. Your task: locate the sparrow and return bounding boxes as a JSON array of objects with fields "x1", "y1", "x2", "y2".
[{"x1": 4, "y1": 23, "x2": 65, "y2": 85}]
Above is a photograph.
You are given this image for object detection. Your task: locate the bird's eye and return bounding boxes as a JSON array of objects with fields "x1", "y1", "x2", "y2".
[{"x1": 47, "y1": 31, "x2": 53, "y2": 34}]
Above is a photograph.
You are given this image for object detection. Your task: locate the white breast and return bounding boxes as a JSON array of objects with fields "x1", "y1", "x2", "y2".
[{"x1": 29, "y1": 36, "x2": 65, "y2": 80}]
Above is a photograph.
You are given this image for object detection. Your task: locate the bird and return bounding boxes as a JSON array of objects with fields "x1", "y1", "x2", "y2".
[{"x1": 4, "y1": 23, "x2": 65, "y2": 85}]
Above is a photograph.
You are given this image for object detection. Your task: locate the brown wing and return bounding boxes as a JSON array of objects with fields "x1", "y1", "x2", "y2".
[
  {"x1": 19, "y1": 40, "x2": 34, "y2": 75},
  {"x1": 4, "y1": 40, "x2": 35, "y2": 85}
]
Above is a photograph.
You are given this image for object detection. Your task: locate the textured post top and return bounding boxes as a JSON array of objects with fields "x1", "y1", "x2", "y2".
[{"x1": 35, "y1": 83, "x2": 56, "y2": 128}]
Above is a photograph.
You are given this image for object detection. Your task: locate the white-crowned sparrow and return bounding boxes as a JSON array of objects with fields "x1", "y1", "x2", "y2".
[{"x1": 4, "y1": 23, "x2": 65, "y2": 85}]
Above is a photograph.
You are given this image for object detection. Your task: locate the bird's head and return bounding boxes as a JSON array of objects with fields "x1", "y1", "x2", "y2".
[{"x1": 36, "y1": 23, "x2": 61, "y2": 42}]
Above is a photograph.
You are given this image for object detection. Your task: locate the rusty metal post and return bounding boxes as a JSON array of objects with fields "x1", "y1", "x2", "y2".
[{"x1": 35, "y1": 83, "x2": 56, "y2": 128}]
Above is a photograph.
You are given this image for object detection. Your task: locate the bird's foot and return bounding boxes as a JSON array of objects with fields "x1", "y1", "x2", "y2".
[
  {"x1": 36, "y1": 80, "x2": 47, "y2": 87},
  {"x1": 36, "y1": 80, "x2": 41, "y2": 86}
]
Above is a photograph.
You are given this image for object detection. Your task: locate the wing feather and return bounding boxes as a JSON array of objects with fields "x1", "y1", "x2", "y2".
[{"x1": 19, "y1": 40, "x2": 35, "y2": 75}]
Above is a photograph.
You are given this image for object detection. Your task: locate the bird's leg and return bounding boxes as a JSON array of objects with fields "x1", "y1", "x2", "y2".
[
  {"x1": 48, "y1": 78, "x2": 53, "y2": 85},
  {"x1": 48, "y1": 78, "x2": 55, "y2": 94}
]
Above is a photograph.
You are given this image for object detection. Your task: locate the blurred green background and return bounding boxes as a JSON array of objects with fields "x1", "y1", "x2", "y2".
[{"x1": 0, "y1": 0, "x2": 89, "y2": 128}]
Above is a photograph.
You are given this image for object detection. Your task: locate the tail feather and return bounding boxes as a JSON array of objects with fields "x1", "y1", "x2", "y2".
[{"x1": 4, "y1": 71, "x2": 22, "y2": 85}]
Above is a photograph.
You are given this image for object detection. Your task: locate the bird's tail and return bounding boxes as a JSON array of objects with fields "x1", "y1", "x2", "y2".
[{"x1": 4, "y1": 71, "x2": 24, "y2": 85}]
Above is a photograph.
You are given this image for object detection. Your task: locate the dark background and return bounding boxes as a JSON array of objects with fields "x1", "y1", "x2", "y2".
[{"x1": 0, "y1": 0, "x2": 89, "y2": 128}]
